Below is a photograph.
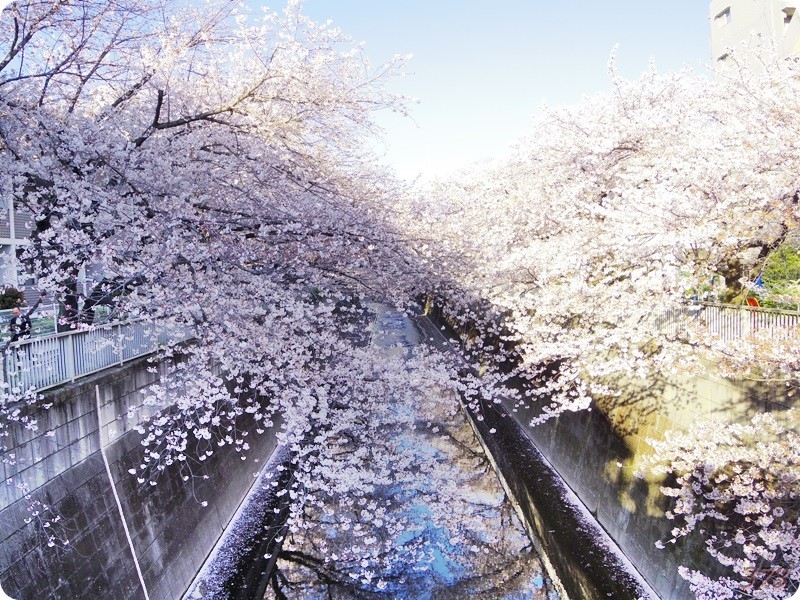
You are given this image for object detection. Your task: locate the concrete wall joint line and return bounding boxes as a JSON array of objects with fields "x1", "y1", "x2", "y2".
[{"x1": 95, "y1": 384, "x2": 151, "y2": 600}]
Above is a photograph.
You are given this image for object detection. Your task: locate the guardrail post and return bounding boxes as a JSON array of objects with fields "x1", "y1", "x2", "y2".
[
  {"x1": 64, "y1": 334, "x2": 76, "y2": 382},
  {"x1": 1, "y1": 350, "x2": 8, "y2": 390},
  {"x1": 117, "y1": 323, "x2": 124, "y2": 366}
]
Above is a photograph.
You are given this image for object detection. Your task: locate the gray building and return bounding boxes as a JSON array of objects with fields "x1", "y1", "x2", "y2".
[{"x1": 0, "y1": 198, "x2": 39, "y2": 304}]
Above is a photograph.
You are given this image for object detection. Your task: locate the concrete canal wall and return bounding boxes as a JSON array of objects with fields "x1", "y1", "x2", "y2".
[
  {"x1": 0, "y1": 355, "x2": 280, "y2": 600},
  {"x1": 513, "y1": 369, "x2": 793, "y2": 600},
  {"x1": 419, "y1": 303, "x2": 793, "y2": 600},
  {"x1": 465, "y1": 395, "x2": 655, "y2": 600}
]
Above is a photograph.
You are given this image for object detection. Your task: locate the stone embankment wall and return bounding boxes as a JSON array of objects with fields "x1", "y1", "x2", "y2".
[
  {"x1": 0, "y1": 355, "x2": 280, "y2": 600},
  {"x1": 419, "y1": 304, "x2": 793, "y2": 600}
]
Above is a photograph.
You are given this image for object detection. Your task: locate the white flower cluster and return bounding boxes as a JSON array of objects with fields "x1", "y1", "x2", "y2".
[{"x1": 643, "y1": 411, "x2": 800, "y2": 598}]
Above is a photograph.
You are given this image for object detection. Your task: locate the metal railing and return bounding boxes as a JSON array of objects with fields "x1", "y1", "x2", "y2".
[
  {"x1": 659, "y1": 302, "x2": 799, "y2": 342},
  {"x1": 3, "y1": 321, "x2": 192, "y2": 393}
]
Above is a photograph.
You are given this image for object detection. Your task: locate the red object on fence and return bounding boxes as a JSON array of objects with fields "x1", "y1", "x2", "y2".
[{"x1": 745, "y1": 297, "x2": 760, "y2": 334}]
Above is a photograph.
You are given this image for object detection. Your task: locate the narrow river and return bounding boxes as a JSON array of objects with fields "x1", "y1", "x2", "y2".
[{"x1": 262, "y1": 305, "x2": 559, "y2": 600}]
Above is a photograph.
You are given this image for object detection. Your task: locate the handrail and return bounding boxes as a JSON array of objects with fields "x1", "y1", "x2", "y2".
[
  {"x1": 5, "y1": 300, "x2": 790, "y2": 394},
  {"x1": 693, "y1": 300, "x2": 800, "y2": 316},
  {"x1": 2, "y1": 320, "x2": 193, "y2": 393},
  {"x1": 660, "y1": 302, "x2": 799, "y2": 342}
]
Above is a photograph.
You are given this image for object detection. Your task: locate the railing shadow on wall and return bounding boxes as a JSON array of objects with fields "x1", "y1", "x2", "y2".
[
  {"x1": 2, "y1": 321, "x2": 193, "y2": 394},
  {"x1": 656, "y1": 301, "x2": 799, "y2": 419}
]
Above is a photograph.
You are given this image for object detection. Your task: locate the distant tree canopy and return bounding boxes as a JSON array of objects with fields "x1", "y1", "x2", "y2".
[{"x1": 0, "y1": 286, "x2": 24, "y2": 310}]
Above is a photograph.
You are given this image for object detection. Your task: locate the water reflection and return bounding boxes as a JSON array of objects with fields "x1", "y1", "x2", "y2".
[{"x1": 263, "y1": 306, "x2": 556, "y2": 599}]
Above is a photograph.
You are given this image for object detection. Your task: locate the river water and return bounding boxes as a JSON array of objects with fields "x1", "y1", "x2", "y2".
[{"x1": 262, "y1": 305, "x2": 558, "y2": 599}]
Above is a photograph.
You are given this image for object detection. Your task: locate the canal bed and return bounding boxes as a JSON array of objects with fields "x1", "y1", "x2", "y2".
[{"x1": 260, "y1": 305, "x2": 558, "y2": 599}]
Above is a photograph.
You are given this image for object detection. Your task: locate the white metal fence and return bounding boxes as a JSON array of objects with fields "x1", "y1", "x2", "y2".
[
  {"x1": 3, "y1": 321, "x2": 192, "y2": 393},
  {"x1": 659, "y1": 302, "x2": 799, "y2": 342}
]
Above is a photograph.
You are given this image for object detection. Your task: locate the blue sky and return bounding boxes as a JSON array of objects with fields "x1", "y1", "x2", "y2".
[
  {"x1": 0, "y1": 0, "x2": 713, "y2": 178},
  {"x1": 300, "y1": 1, "x2": 714, "y2": 180}
]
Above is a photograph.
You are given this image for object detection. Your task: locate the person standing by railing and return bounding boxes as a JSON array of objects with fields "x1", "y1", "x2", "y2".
[
  {"x1": 2, "y1": 294, "x2": 49, "y2": 387},
  {"x1": 8, "y1": 307, "x2": 31, "y2": 343},
  {"x1": 4, "y1": 306, "x2": 33, "y2": 386}
]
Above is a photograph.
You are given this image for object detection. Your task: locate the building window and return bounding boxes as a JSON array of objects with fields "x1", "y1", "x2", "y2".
[
  {"x1": 715, "y1": 7, "x2": 732, "y2": 27},
  {"x1": 784, "y1": 7, "x2": 796, "y2": 32}
]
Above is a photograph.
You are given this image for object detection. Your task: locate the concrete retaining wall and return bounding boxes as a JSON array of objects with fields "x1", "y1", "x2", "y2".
[
  {"x1": 0, "y1": 355, "x2": 280, "y2": 600},
  {"x1": 465, "y1": 396, "x2": 653, "y2": 600},
  {"x1": 513, "y1": 369, "x2": 794, "y2": 600},
  {"x1": 419, "y1": 303, "x2": 794, "y2": 600}
]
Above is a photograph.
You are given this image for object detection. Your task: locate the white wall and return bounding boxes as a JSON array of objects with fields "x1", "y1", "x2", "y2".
[{"x1": 710, "y1": 0, "x2": 800, "y2": 65}]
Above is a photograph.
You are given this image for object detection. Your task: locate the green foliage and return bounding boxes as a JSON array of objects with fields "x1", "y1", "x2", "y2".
[
  {"x1": 759, "y1": 243, "x2": 800, "y2": 309},
  {"x1": 0, "y1": 286, "x2": 25, "y2": 310},
  {"x1": 763, "y1": 243, "x2": 800, "y2": 287}
]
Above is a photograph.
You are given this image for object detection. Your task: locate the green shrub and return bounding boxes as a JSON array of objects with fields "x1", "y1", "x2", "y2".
[
  {"x1": 763, "y1": 243, "x2": 800, "y2": 288},
  {"x1": 758, "y1": 243, "x2": 800, "y2": 310},
  {"x1": 0, "y1": 286, "x2": 25, "y2": 310}
]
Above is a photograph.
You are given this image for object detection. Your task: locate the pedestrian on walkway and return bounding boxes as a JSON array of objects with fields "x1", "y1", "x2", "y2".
[{"x1": 9, "y1": 307, "x2": 31, "y2": 342}]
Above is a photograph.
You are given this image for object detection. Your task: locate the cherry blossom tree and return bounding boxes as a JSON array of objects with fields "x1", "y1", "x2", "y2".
[
  {"x1": 403, "y1": 52, "x2": 799, "y2": 410},
  {"x1": 0, "y1": 0, "x2": 425, "y2": 426},
  {"x1": 642, "y1": 411, "x2": 800, "y2": 599},
  {"x1": 0, "y1": 0, "x2": 418, "y2": 311},
  {"x1": 0, "y1": 0, "x2": 460, "y2": 584},
  {"x1": 1, "y1": 2, "x2": 548, "y2": 594},
  {"x1": 398, "y1": 52, "x2": 800, "y2": 597}
]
